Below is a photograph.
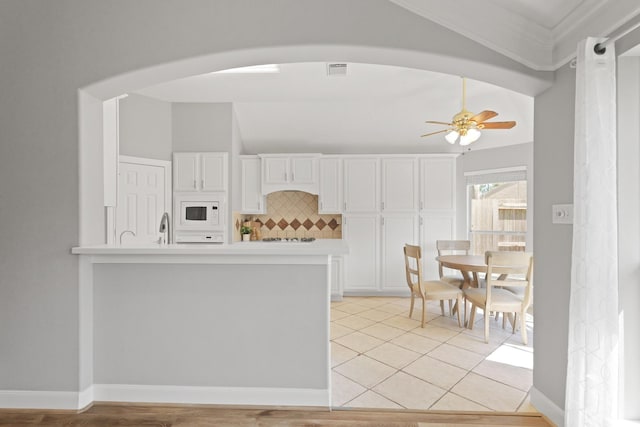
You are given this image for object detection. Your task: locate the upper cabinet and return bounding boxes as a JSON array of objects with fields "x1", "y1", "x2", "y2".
[
  {"x1": 240, "y1": 156, "x2": 265, "y2": 214},
  {"x1": 319, "y1": 157, "x2": 342, "y2": 213},
  {"x1": 344, "y1": 157, "x2": 379, "y2": 212},
  {"x1": 420, "y1": 157, "x2": 455, "y2": 211},
  {"x1": 173, "y1": 152, "x2": 228, "y2": 192},
  {"x1": 259, "y1": 154, "x2": 320, "y2": 194},
  {"x1": 381, "y1": 158, "x2": 418, "y2": 212}
]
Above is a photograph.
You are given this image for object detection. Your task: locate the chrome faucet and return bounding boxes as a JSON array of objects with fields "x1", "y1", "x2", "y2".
[
  {"x1": 119, "y1": 230, "x2": 135, "y2": 245},
  {"x1": 159, "y1": 212, "x2": 171, "y2": 244}
]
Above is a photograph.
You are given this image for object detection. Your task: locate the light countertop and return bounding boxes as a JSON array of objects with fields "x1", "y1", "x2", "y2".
[{"x1": 71, "y1": 239, "x2": 349, "y2": 256}]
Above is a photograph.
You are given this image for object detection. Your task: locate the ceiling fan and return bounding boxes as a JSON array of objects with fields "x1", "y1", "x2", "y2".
[{"x1": 421, "y1": 77, "x2": 516, "y2": 146}]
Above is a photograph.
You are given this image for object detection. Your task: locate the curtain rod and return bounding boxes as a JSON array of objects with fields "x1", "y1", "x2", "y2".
[{"x1": 594, "y1": 14, "x2": 640, "y2": 54}]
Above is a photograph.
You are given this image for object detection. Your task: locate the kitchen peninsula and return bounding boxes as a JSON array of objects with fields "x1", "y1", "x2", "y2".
[{"x1": 72, "y1": 240, "x2": 348, "y2": 408}]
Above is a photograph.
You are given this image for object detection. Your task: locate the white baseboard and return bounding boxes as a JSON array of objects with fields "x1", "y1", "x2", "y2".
[
  {"x1": 0, "y1": 385, "x2": 329, "y2": 410},
  {"x1": 0, "y1": 389, "x2": 87, "y2": 410},
  {"x1": 343, "y1": 290, "x2": 410, "y2": 297},
  {"x1": 530, "y1": 386, "x2": 564, "y2": 427},
  {"x1": 94, "y1": 384, "x2": 329, "y2": 407}
]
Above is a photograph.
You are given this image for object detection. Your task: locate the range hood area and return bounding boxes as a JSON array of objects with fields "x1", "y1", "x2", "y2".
[{"x1": 234, "y1": 191, "x2": 342, "y2": 242}]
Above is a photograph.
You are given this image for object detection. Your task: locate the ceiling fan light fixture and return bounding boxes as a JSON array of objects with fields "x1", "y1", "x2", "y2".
[
  {"x1": 445, "y1": 130, "x2": 459, "y2": 144},
  {"x1": 459, "y1": 129, "x2": 480, "y2": 146}
]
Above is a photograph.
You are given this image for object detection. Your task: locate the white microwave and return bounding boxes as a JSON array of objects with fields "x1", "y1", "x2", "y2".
[{"x1": 174, "y1": 193, "x2": 225, "y2": 232}]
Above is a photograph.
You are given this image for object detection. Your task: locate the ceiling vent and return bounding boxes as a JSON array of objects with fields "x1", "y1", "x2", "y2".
[{"x1": 327, "y1": 63, "x2": 348, "y2": 77}]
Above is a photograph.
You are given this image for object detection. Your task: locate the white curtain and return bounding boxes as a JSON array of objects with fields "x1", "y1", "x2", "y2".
[{"x1": 565, "y1": 37, "x2": 619, "y2": 427}]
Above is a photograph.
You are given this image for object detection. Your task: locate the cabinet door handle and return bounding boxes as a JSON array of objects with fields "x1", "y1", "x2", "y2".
[
  {"x1": 258, "y1": 200, "x2": 261, "y2": 211},
  {"x1": 420, "y1": 201, "x2": 424, "y2": 210},
  {"x1": 284, "y1": 172, "x2": 288, "y2": 181},
  {"x1": 381, "y1": 201, "x2": 385, "y2": 211},
  {"x1": 201, "y1": 179, "x2": 204, "y2": 189},
  {"x1": 382, "y1": 217, "x2": 385, "y2": 226},
  {"x1": 320, "y1": 201, "x2": 323, "y2": 210},
  {"x1": 344, "y1": 202, "x2": 347, "y2": 211},
  {"x1": 291, "y1": 172, "x2": 294, "y2": 182},
  {"x1": 193, "y1": 179, "x2": 197, "y2": 189},
  {"x1": 419, "y1": 217, "x2": 423, "y2": 226}
]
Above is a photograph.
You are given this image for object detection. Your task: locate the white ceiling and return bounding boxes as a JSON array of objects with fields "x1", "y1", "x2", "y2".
[
  {"x1": 137, "y1": 62, "x2": 533, "y2": 154},
  {"x1": 134, "y1": 0, "x2": 639, "y2": 154}
]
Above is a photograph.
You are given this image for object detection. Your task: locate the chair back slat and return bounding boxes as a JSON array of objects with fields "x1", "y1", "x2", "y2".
[
  {"x1": 404, "y1": 244, "x2": 425, "y2": 297},
  {"x1": 436, "y1": 240, "x2": 470, "y2": 279}
]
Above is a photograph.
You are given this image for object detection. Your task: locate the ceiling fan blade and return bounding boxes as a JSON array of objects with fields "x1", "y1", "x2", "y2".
[
  {"x1": 420, "y1": 129, "x2": 449, "y2": 138},
  {"x1": 480, "y1": 121, "x2": 516, "y2": 129},
  {"x1": 425, "y1": 120, "x2": 452, "y2": 125},
  {"x1": 470, "y1": 110, "x2": 498, "y2": 123}
]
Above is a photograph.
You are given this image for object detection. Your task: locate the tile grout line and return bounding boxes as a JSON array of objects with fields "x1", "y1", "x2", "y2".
[{"x1": 331, "y1": 297, "x2": 535, "y2": 412}]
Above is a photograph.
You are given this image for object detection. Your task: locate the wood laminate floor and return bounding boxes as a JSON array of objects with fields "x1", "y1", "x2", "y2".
[{"x1": 0, "y1": 404, "x2": 553, "y2": 426}]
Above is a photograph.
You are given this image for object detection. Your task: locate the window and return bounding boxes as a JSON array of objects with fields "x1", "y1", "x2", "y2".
[{"x1": 466, "y1": 168, "x2": 527, "y2": 255}]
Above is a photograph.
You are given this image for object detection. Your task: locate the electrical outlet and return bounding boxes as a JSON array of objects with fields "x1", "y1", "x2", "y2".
[{"x1": 552, "y1": 204, "x2": 573, "y2": 224}]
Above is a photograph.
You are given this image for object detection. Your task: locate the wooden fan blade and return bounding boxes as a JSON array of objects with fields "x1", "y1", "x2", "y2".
[
  {"x1": 470, "y1": 110, "x2": 498, "y2": 123},
  {"x1": 425, "y1": 120, "x2": 453, "y2": 126},
  {"x1": 480, "y1": 121, "x2": 516, "y2": 129},
  {"x1": 420, "y1": 129, "x2": 448, "y2": 138}
]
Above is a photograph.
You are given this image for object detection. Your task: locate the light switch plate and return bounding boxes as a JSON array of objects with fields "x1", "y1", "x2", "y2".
[{"x1": 552, "y1": 204, "x2": 573, "y2": 224}]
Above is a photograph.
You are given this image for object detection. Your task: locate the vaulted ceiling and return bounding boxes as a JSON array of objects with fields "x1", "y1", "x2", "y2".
[{"x1": 135, "y1": 0, "x2": 640, "y2": 154}]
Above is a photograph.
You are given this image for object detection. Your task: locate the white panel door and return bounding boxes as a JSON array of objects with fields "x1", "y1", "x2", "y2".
[
  {"x1": 201, "y1": 152, "x2": 227, "y2": 191},
  {"x1": 319, "y1": 158, "x2": 342, "y2": 213},
  {"x1": 343, "y1": 214, "x2": 379, "y2": 291},
  {"x1": 173, "y1": 153, "x2": 199, "y2": 191},
  {"x1": 116, "y1": 160, "x2": 168, "y2": 244},
  {"x1": 241, "y1": 157, "x2": 264, "y2": 213},
  {"x1": 382, "y1": 158, "x2": 418, "y2": 212},
  {"x1": 420, "y1": 157, "x2": 455, "y2": 211},
  {"x1": 290, "y1": 157, "x2": 316, "y2": 184},
  {"x1": 381, "y1": 214, "x2": 418, "y2": 290},
  {"x1": 420, "y1": 214, "x2": 455, "y2": 280},
  {"x1": 344, "y1": 158, "x2": 379, "y2": 212},
  {"x1": 263, "y1": 157, "x2": 289, "y2": 184}
]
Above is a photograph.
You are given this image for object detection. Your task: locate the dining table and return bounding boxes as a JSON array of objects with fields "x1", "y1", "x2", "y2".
[
  {"x1": 435, "y1": 254, "x2": 488, "y2": 289},
  {"x1": 436, "y1": 253, "x2": 516, "y2": 328}
]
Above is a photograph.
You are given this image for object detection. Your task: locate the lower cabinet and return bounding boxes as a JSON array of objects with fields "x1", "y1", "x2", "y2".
[
  {"x1": 343, "y1": 214, "x2": 380, "y2": 292},
  {"x1": 341, "y1": 213, "x2": 454, "y2": 294},
  {"x1": 381, "y1": 214, "x2": 419, "y2": 291},
  {"x1": 420, "y1": 214, "x2": 455, "y2": 281}
]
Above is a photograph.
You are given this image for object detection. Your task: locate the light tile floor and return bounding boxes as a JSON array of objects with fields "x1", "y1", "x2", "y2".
[{"x1": 331, "y1": 296, "x2": 537, "y2": 413}]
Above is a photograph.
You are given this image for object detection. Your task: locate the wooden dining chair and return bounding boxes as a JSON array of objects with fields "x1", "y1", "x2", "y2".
[
  {"x1": 436, "y1": 240, "x2": 471, "y2": 288},
  {"x1": 463, "y1": 251, "x2": 533, "y2": 344},
  {"x1": 404, "y1": 244, "x2": 463, "y2": 328}
]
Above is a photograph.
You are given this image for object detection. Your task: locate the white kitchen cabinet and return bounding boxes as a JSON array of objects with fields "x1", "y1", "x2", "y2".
[
  {"x1": 420, "y1": 214, "x2": 455, "y2": 280},
  {"x1": 342, "y1": 214, "x2": 380, "y2": 291},
  {"x1": 260, "y1": 154, "x2": 320, "y2": 194},
  {"x1": 319, "y1": 157, "x2": 342, "y2": 213},
  {"x1": 262, "y1": 156, "x2": 289, "y2": 184},
  {"x1": 381, "y1": 157, "x2": 418, "y2": 212},
  {"x1": 331, "y1": 255, "x2": 343, "y2": 301},
  {"x1": 344, "y1": 157, "x2": 379, "y2": 212},
  {"x1": 381, "y1": 214, "x2": 419, "y2": 290},
  {"x1": 420, "y1": 157, "x2": 455, "y2": 211},
  {"x1": 201, "y1": 152, "x2": 228, "y2": 191},
  {"x1": 240, "y1": 156, "x2": 265, "y2": 213},
  {"x1": 173, "y1": 152, "x2": 228, "y2": 192}
]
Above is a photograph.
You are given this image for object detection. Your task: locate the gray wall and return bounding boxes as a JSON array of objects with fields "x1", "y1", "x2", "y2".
[
  {"x1": 533, "y1": 63, "x2": 576, "y2": 410},
  {"x1": 0, "y1": 0, "x2": 573, "y2": 411},
  {"x1": 617, "y1": 56, "x2": 640, "y2": 420},
  {"x1": 119, "y1": 94, "x2": 173, "y2": 161},
  {"x1": 94, "y1": 263, "x2": 328, "y2": 388},
  {"x1": 172, "y1": 103, "x2": 233, "y2": 153}
]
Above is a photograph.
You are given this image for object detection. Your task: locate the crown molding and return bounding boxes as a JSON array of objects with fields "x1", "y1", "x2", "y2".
[{"x1": 389, "y1": 0, "x2": 640, "y2": 71}]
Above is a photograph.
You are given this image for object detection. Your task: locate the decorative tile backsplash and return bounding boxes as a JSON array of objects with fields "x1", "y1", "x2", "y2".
[{"x1": 234, "y1": 191, "x2": 342, "y2": 241}]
